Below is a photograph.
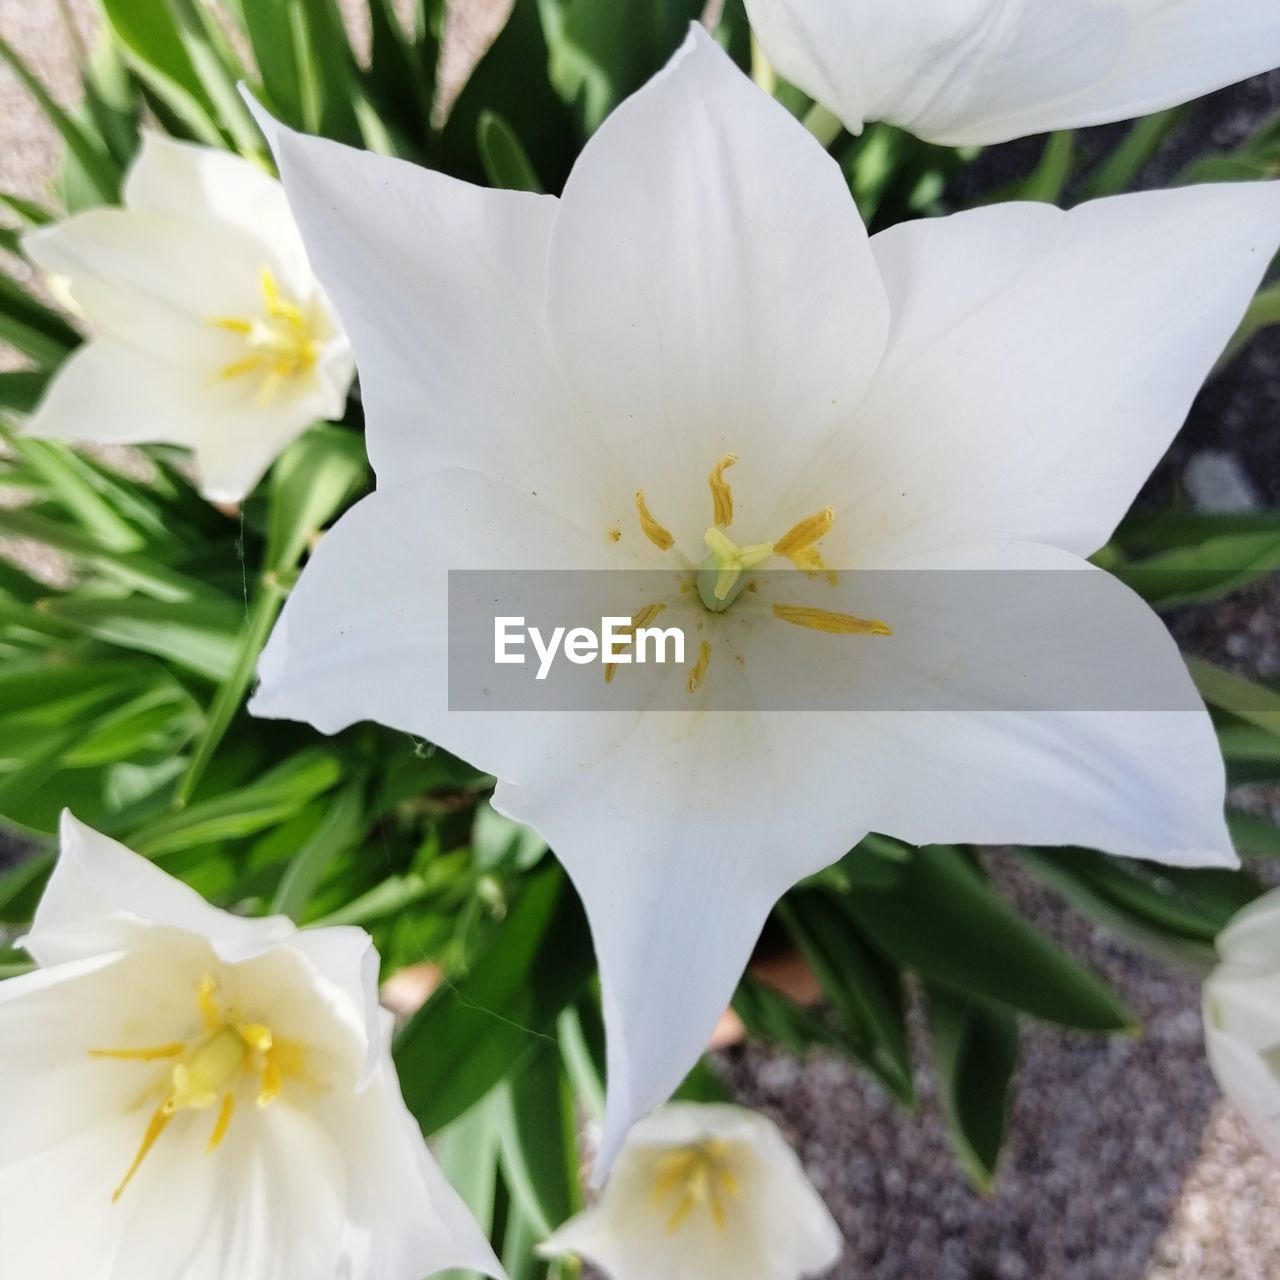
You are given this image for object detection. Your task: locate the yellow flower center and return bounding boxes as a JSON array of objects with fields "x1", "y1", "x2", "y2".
[
  {"x1": 90, "y1": 974, "x2": 308, "y2": 1203},
  {"x1": 616, "y1": 454, "x2": 892, "y2": 693},
  {"x1": 209, "y1": 267, "x2": 319, "y2": 404},
  {"x1": 650, "y1": 1139, "x2": 741, "y2": 1233}
]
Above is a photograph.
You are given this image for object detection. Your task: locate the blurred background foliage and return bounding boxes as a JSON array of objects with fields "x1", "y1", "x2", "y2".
[{"x1": 2, "y1": 1, "x2": 1280, "y2": 1270}]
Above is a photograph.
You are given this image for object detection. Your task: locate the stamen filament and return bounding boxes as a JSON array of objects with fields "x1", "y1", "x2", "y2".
[
  {"x1": 771, "y1": 603, "x2": 892, "y2": 636},
  {"x1": 89, "y1": 1043, "x2": 186, "y2": 1062},
  {"x1": 634, "y1": 491, "x2": 674, "y2": 550},
  {"x1": 112, "y1": 1103, "x2": 171, "y2": 1203},
  {"x1": 708, "y1": 453, "x2": 737, "y2": 528}
]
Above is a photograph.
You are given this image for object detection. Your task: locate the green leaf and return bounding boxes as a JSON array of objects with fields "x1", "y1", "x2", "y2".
[
  {"x1": 269, "y1": 781, "x2": 364, "y2": 920},
  {"x1": 442, "y1": 0, "x2": 575, "y2": 189},
  {"x1": 38, "y1": 595, "x2": 244, "y2": 681},
  {"x1": 264, "y1": 424, "x2": 368, "y2": 573},
  {"x1": 363, "y1": 0, "x2": 435, "y2": 145},
  {"x1": 99, "y1": 0, "x2": 225, "y2": 146},
  {"x1": 778, "y1": 892, "x2": 913, "y2": 1103},
  {"x1": 1220, "y1": 278, "x2": 1280, "y2": 369},
  {"x1": 1188, "y1": 658, "x2": 1280, "y2": 737},
  {"x1": 1228, "y1": 810, "x2": 1280, "y2": 858},
  {"x1": 549, "y1": 0, "x2": 702, "y2": 135},
  {"x1": 841, "y1": 841, "x2": 1134, "y2": 1031},
  {"x1": 1115, "y1": 530, "x2": 1280, "y2": 607},
  {"x1": 394, "y1": 864, "x2": 594, "y2": 1135},
  {"x1": 498, "y1": 1040, "x2": 580, "y2": 1237},
  {"x1": 128, "y1": 748, "x2": 343, "y2": 855},
  {"x1": 0, "y1": 271, "x2": 81, "y2": 367},
  {"x1": 1082, "y1": 106, "x2": 1189, "y2": 199},
  {"x1": 926, "y1": 983, "x2": 1019, "y2": 1191},
  {"x1": 0, "y1": 33, "x2": 121, "y2": 204},
  {"x1": 1017, "y1": 130, "x2": 1075, "y2": 203},
  {"x1": 477, "y1": 110, "x2": 544, "y2": 193}
]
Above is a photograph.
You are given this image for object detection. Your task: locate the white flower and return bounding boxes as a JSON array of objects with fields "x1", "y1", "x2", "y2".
[
  {"x1": 744, "y1": 0, "x2": 1280, "y2": 146},
  {"x1": 1204, "y1": 886, "x2": 1280, "y2": 1161},
  {"x1": 0, "y1": 811, "x2": 502, "y2": 1280},
  {"x1": 22, "y1": 133, "x2": 354, "y2": 503},
  {"x1": 247, "y1": 29, "x2": 1280, "y2": 1171},
  {"x1": 539, "y1": 1103, "x2": 842, "y2": 1280}
]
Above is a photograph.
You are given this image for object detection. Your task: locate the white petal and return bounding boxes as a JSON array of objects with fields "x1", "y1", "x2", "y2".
[
  {"x1": 1217, "y1": 886, "x2": 1280, "y2": 970},
  {"x1": 23, "y1": 340, "x2": 207, "y2": 447},
  {"x1": 541, "y1": 1103, "x2": 841, "y2": 1280},
  {"x1": 257, "y1": 112, "x2": 567, "y2": 486},
  {"x1": 792, "y1": 183, "x2": 1280, "y2": 561},
  {"x1": 252, "y1": 471, "x2": 634, "y2": 786},
  {"x1": 545, "y1": 27, "x2": 888, "y2": 552},
  {"x1": 746, "y1": 540, "x2": 1233, "y2": 864},
  {"x1": 23, "y1": 812, "x2": 297, "y2": 967},
  {"x1": 325, "y1": 1016, "x2": 505, "y2": 1280},
  {"x1": 1203, "y1": 1022, "x2": 1280, "y2": 1161},
  {"x1": 744, "y1": 0, "x2": 1280, "y2": 146},
  {"x1": 124, "y1": 132, "x2": 313, "y2": 296}
]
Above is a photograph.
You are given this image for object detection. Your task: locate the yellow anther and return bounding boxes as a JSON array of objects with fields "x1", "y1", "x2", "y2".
[
  {"x1": 650, "y1": 1140, "x2": 738, "y2": 1235},
  {"x1": 773, "y1": 506, "x2": 835, "y2": 558},
  {"x1": 258, "y1": 1057, "x2": 283, "y2": 1109},
  {"x1": 209, "y1": 267, "x2": 318, "y2": 402},
  {"x1": 236, "y1": 1023, "x2": 274, "y2": 1054},
  {"x1": 708, "y1": 453, "x2": 737, "y2": 528},
  {"x1": 207, "y1": 1093, "x2": 236, "y2": 1154},
  {"x1": 771, "y1": 603, "x2": 892, "y2": 636},
  {"x1": 634, "y1": 490, "x2": 674, "y2": 551},
  {"x1": 788, "y1": 545, "x2": 839, "y2": 584},
  {"x1": 686, "y1": 640, "x2": 712, "y2": 693},
  {"x1": 604, "y1": 602, "x2": 667, "y2": 684}
]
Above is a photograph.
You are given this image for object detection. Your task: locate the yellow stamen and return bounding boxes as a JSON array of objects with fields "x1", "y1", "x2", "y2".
[
  {"x1": 635, "y1": 490, "x2": 674, "y2": 550},
  {"x1": 650, "y1": 1140, "x2": 739, "y2": 1235},
  {"x1": 89, "y1": 1043, "x2": 186, "y2": 1062},
  {"x1": 708, "y1": 453, "x2": 737, "y2": 528},
  {"x1": 771, "y1": 603, "x2": 892, "y2": 636},
  {"x1": 198, "y1": 975, "x2": 222, "y2": 1033},
  {"x1": 206, "y1": 1093, "x2": 235, "y2": 1153},
  {"x1": 687, "y1": 640, "x2": 712, "y2": 693},
  {"x1": 604, "y1": 603, "x2": 667, "y2": 683},
  {"x1": 773, "y1": 506, "x2": 835, "y2": 558},
  {"x1": 217, "y1": 355, "x2": 267, "y2": 382},
  {"x1": 209, "y1": 267, "x2": 318, "y2": 401},
  {"x1": 112, "y1": 1102, "x2": 171, "y2": 1203},
  {"x1": 209, "y1": 316, "x2": 253, "y2": 335},
  {"x1": 788, "y1": 545, "x2": 839, "y2": 584},
  {"x1": 258, "y1": 1058, "x2": 283, "y2": 1108}
]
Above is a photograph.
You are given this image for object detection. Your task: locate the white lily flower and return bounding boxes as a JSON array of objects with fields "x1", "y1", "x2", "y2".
[
  {"x1": 248, "y1": 29, "x2": 1279, "y2": 1171},
  {"x1": 1204, "y1": 886, "x2": 1280, "y2": 1161},
  {"x1": 539, "y1": 1103, "x2": 841, "y2": 1280},
  {"x1": 744, "y1": 0, "x2": 1280, "y2": 146},
  {"x1": 22, "y1": 133, "x2": 354, "y2": 503},
  {"x1": 0, "y1": 811, "x2": 503, "y2": 1280}
]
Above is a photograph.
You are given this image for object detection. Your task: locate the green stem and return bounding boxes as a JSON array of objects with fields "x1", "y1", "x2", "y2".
[{"x1": 802, "y1": 102, "x2": 844, "y2": 149}]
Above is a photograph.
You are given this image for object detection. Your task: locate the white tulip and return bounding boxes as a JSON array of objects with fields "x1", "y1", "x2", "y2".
[
  {"x1": 247, "y1": 29, "x2": 1279, "y2": 1172},
  {"x1": 22, "y1": 133, "x2": 355, "y2": 502},
  {"x1": 0, "y1": 811, "x2": 503, "y2": 1280},
  {"x1": 1204, "y1": 886, "x2": 1280, "y2": 1161},
  {"x1": 744, "y1": 0, "x2": 1280, "y2": 146},
  {"x1": 539, "y1": 1103, "x2": 842, "y2": 1280}
]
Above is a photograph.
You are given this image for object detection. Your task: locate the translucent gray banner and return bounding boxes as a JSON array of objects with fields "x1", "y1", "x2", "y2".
[{"x1": 446, "y1": 569, "x2": 1258, "y2": 713}]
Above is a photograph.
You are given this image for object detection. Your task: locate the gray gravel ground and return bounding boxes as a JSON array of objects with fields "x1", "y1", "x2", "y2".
[{"x1": 3, "y1": 5, "x2": 1280, "y2": 1278}]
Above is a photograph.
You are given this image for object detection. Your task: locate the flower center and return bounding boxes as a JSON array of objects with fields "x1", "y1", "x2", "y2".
[
  {"x1": 649, "y1": 1138, "x2": 741, "y2": 1233},
  {"x1": 208, "y1": 267, "x2": 319, "y2": 404},
  {"x1": 90, "y1": 974, "x2": 307, "y2": 1202},
  {"x1": 616, "y1": 454, "x2": 893, "y2": 693}
]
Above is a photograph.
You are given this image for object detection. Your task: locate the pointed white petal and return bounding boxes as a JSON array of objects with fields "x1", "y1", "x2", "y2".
[
  {"x1": 545, "y1": 27, "x2": 888, "y2": 549},
  {"x1": 1217, "y1": 887, "x2": 1280, "y2": 970},
  {"x1": 123, "y1": 132, "x2": 312, "y2": 292},
  {"x1": 325, "y1": 1017, "x2": 506, "y2": 1280},
  {"x1": 745, "y1": 0, "x2": 1280, "y2": 146},
  {"x1": 541, "y1": 1104, "x2": 841, "y2": 1280},
  {"x1": 252, "y1": 471, "x2": 631, "y2": 784},
  {"x1": 796, "y1": 183, "x2": 1280, "y2": 560},
  {"x1": 257, "y1": 112, "x2": 565, "y2": 486},
  {"x1": 23, "y1": 340, "x2": 206, "y2": 447},
  {"x1": 23, "y1": 812, "x2": 297, "y2": 967}
]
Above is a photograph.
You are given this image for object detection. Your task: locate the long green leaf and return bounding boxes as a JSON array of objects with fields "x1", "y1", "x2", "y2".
[
  {"x1": 394, "y1": 865, "x2": 594, "y2": 1135},
  {"x1": 1188, "y1": 658, "x2": 1280, "y2": 736},
  {"x1": 0, "y1": 272, "x2": 80, "y2": 367},
  {"x1": 269, "y1": 781, "x2": 363, "y2": 920}
]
